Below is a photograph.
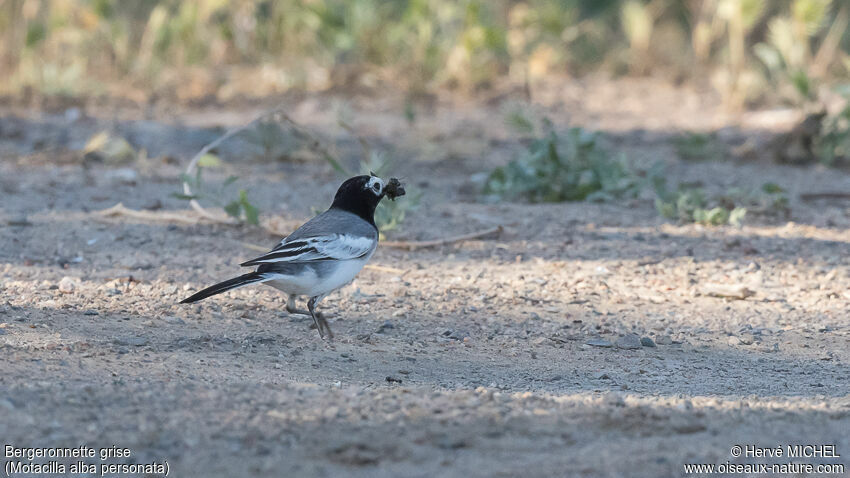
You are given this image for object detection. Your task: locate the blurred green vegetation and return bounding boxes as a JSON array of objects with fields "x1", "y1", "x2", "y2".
[
  {"x1": 483, "y1": 119, "x2": 646, "y2": 203},
  {"x1": 484, "y1": 107, "x2": 795, "y2": 225},
  {"x1": 653, "y1": 181, "x2": 790, "y2": 226},
  {"x1": 1, "y1": 0, "x2": 848, "y2": 105}
]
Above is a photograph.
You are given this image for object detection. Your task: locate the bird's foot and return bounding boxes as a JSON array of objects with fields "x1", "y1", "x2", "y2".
[
  {"x1": 285, "y1": 295, "x2": 310, "y2": 316},
  {"x1": 287, "y1": 303, "x2": 337, "y2": 320},
  {"x1": 306, "y1": 295, "x2": 333, "y2": 341},
  {"x1": 285, "y1": 303, "x2": 311, "y2": 317},
  {"x1": 307, "y1": 312, "x2": 334, "y2": 341},
  {"x1": 318, "y1": 315, "x2": 334, "y2": 341}
]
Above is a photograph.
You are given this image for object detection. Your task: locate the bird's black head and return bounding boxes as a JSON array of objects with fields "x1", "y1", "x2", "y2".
[{"x1": 329, "y1": 175, "x2": 390, "y2": 227}]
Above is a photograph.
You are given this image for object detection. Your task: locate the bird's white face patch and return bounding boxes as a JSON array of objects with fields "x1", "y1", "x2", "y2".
[{"x1": 366, "y1": 176, "x2": 385, "y2": 196}]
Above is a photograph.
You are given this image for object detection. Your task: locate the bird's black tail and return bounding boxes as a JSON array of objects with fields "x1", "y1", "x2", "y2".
[{"x1": 180, "y1": 272, "x2": 268, "y2": 304}]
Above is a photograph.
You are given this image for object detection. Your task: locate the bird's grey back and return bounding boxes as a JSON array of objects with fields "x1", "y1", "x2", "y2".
[{"x1": 286, "y1": 208, "x2": 377, "y2": 242}]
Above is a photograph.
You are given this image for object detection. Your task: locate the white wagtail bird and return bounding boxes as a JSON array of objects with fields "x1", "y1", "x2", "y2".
[{"x1": 180, "y1": 174, "x2": 405, "y2": 339}]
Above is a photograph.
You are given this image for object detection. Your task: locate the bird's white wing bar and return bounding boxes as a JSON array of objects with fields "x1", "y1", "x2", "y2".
[{"x1": 241, "y1": 234, "x2": 375, "y2": 266}]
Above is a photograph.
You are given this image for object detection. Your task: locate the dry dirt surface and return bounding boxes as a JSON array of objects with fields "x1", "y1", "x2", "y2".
[{"x1": 1, "y1": 80, "x2": 849, "y2": 477}]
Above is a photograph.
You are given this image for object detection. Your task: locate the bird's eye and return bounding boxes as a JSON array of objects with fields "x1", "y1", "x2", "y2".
[{"x1": 373, "y1": 183, "x2": 380, "y2": 192}]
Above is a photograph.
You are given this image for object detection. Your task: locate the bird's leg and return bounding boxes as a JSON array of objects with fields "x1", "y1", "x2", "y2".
[
  {"x1": 285, "y1": 294, "x2": 311, "y2": 316},
  {"x1": 293, "y1": 293, "x2": 327, "y2": 331},
  {"x1": 308, "y1": 295, "x2": 333, "y2": 340},
  {"x1": 306, "y1": 296, "x2": 324, "y2": 338},
  {"x1": 289, "y1": 294, "x2": 334, "y2": 322}
]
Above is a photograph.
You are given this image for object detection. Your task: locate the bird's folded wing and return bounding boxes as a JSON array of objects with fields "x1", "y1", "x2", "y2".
[{"x1": 240, "y1": 234, "x2": 375, "y2": 266}]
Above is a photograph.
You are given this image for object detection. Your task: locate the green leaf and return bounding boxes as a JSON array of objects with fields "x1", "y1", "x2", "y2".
[
  {"x1": 223, "y1": 201, "x2": 241, "y2": 219},
  {"x1": 708, "y1": 207, "x2": 728, "y2": 225},
  {"x1": 238, "y1": 190, "x2": 259, "y2": 225},
  {"x1": 674, "y1": 132, "x2": 724, "y2": 161},
  {"x1": 655, "y1": 199, "x2": 677, "y2": 219},
  {"x1": 197, "y1": 153, "x2": 222, "y2": 168},
  {"x1": 790, "y1": 70, "x2": 813, "y2": 99},
  {"x1": 761, "y1": 182, "x2": 784, "y2": 193},
  {"x1": 753, "y1": 43, "x2": 783, "y2": 73},
  {"x1": 83, "y1": 131, "x2": 109, "y2": 154},
  {"x1": 171, "y1": 193, "x2": 199, "y2": 200},
  {"x1": 740, "y1": 0, "x2": 767, "y2": 29},
  {"x1": 223, "y1": 175, "x2": 239, "y2": 188},
  {"x1": 404, "y1": 100, "x2": 416, "y2": 124},
  {"x1": 179, "y1": 173, "x2": 197, "y2": 187},
  {"x1": 25, "y1": 22, "x2": 46, "y2": 47},
  {"x1": 729, "y1": 207, "x2": 748, "y2": 227},
  {"x1": 505, "y1": 109, "x2": 535, "y2": 135},
  {"x1": 792, "y1": 0, "x2": 831, "y2": 35}
]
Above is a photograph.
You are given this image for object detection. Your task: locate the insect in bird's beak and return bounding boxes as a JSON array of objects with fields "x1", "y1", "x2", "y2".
[{"x1": 385, "y1": 177, "x2": 406, "y2": 201}]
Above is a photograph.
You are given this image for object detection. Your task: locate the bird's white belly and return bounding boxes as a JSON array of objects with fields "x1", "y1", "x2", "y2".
[{"x1": 264, "y1": 256, "x2": 371, "y2": 297}]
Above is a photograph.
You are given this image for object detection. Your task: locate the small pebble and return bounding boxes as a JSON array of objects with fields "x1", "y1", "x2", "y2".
[
  {"x1": 385, "y1": 376, "x2": 402, "y2": 384},
  {"x1": 448, "y1": 330, "x2": 470, "y2": 341},
  {"x1": 640, "y1": 336, "x2": 656, "y2": 347},
  {"x1": 114, "y1": 337, "x2": 148, "y2": 347},
  {"x1": 586, "y1": 338, "x2": 613, "y2": 348},
  {"x1": 58, "y1": 276, "x2": 78, "y2": 294},
  {"x1": 7, "y1": 217, "x2": 31, "y2": 226},
  {"x1": 616, "y1": 334, "x2": 642, "y2": 350},
  {"x1": 656, "y1": 335, "x2": 673, "y2": 345},
  {"x1": 438, "y1": 437, "x2": 467, "y2": 450},
  {"x1": 533, "y1": 337, "x2": 554, "y2": 346}
]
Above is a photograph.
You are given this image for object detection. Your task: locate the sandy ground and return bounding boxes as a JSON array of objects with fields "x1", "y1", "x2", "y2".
[{"x1": 1, "y1": 79, "x2": 849, "y2": 477}]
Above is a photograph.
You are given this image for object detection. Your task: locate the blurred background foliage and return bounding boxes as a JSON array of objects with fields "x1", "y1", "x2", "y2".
[{"x1": 1, "y1": 0, "x2": 848, "y2": 107}]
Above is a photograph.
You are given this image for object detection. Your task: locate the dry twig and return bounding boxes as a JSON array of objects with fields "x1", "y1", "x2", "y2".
[
  {"x1": 96, "y1": 205, "x2": 502, "y2": 256},
  {"x1": 181, "y1": 105, "x2": 348, "y2": 224},
  {"x1": 381, "y1": 226, "x2": 503, "y2": 250},
  {"x1": 701, "y1": 283, "x2": 755, "y2": 300},
  {"x1": 800, "y1": 192, "x2": 850, "y2": 201},
  {"x1": 95, "y1": 203, "x2": 200, "y2": 224}
]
